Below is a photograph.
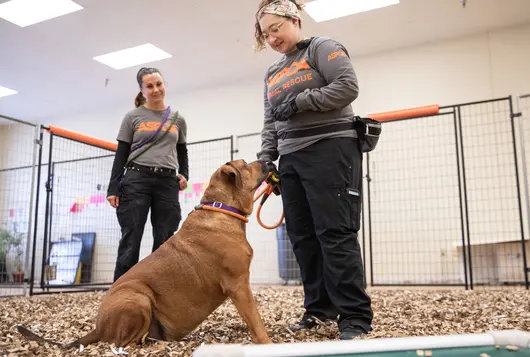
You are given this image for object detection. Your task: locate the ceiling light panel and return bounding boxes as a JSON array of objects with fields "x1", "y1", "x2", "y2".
[
  {"x1": 0, "y1": 86, "x2": 18, "y2": 98},
  {"x1": 0, "y1": 0, "x2": 83, "y2": 27},
  {"x1": 304, "y1": 0, "x2": 400, "y2": 23},
  {"x1": 93, "y1": 43, "x2": 173, "y2": 70}
]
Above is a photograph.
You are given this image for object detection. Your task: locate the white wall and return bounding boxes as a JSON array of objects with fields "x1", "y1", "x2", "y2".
[{"x1": 4, "y1": 22, "x2": 530, "y2": 286}]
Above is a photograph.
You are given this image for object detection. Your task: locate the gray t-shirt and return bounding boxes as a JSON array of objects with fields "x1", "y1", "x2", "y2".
[
  {"x1": 257, "y1": 36, "x2": 359, "y2": 162},
  {"x1": 117, "y1": 106, "x2": 187, "y2": 170}
]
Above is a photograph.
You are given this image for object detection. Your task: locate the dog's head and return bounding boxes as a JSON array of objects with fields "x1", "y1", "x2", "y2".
[{"x1": 201, "y1": 159, "x2": 269, "y2": 216}]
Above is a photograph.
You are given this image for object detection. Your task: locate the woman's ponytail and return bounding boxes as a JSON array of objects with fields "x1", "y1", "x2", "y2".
[{"x1": 134, "y1": 91, "x2": 146, "y2": 108}]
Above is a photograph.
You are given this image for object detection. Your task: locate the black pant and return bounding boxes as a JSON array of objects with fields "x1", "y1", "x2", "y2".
[
  {"x1": 113, "y1": 168, "x2": 182, "y2": 282},
  {"x1": 279, "y1": 137, "x2": 373, "y2": 333}
]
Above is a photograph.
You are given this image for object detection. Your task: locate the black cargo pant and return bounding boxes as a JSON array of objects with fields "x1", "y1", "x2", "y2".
[
  {"x1": 278, "y1": 136, "x2": 373, "y2": 333},
  {"x1": 113, "y1": 167, "x2": 182, "y2": 282}
]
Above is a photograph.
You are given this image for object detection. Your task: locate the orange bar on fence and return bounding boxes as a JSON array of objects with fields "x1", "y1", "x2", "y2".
[
  {"x1": 368, "y1": 104, "x2": 440, "y2": 122},
  {"x1": 45, "y1": 104, "x2": 439, "y2": 151},
  {"x1": 47, "y1": 125, "x2": 117, "y2": 152}
]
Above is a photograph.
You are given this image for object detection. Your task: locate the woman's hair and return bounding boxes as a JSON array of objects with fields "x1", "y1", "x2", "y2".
[
  {"x1": 254, "y1": 0, "x2": 303, "y2": 52},
  {"x1": 134, "y1": 91, "x2": 146, "y2": 108},
  {"x1": 134, "y1": 67, "x2": 162, "y2": 108}
]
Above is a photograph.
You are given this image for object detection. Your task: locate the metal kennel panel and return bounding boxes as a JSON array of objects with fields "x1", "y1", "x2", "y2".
[
  {"x1": 367, "y1": 110, "x2": 466, "y2": 287},
  {"x1": 456, "y1": 97, "x2": 527, "y2": 289},
  {"x1": 0, "y1": 115, "x2": 39, "y2": 297},
  {"x1": 514, "y1": 94, "x2": 530, "y2": 290},
  {"x1": 30, "y1": 129, "x2": 118, "y2": 295}
]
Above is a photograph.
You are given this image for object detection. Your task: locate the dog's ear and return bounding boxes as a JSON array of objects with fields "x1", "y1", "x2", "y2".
[{"x1": 220, "y1": 164, "x2": 242, "y2": 188}]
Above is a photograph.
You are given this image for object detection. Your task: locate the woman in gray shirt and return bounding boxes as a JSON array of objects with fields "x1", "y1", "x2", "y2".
[
  {"x1": 254, "y1": 0, "x2": 373, "y2": 340},
  {"x1": 106, "y1": 67, "x2": 189, "y2": 282}
]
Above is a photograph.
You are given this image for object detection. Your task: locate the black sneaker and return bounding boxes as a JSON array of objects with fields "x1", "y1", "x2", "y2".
[
  {"x1": 287, "y1": 315, "x2": 322, "y2": 332},
  {"x1": 339, "y1": 326, "x2": 367, "y2": 340}
]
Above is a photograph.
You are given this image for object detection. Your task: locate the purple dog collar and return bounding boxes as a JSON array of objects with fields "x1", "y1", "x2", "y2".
[{"x1": 195, "y1": 202, "x2": 246, "y2": 217}]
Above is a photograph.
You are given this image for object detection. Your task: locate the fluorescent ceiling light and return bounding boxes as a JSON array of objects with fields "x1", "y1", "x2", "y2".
[
  {"x1": 93, "y1": 43, "x2": 173, "y2": 70},
  {"x1": 304, "y1": 0, "x2": 400, "y2": 22},
  {"x1": 0, "y1": 0, "x2": 83, "y2": 27},
  {"x1": 0, "y1": 86, "x2": 18, "y2": 98}
]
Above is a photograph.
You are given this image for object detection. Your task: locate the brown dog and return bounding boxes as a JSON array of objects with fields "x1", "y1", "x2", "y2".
[{"x1": 17, "y1": 159, "x2": 273, "y2": 350}]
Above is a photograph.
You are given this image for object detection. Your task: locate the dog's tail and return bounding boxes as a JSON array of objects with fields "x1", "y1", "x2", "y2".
[{"x1": 16, "y1": 325, "x2": 100, "y2": 349}]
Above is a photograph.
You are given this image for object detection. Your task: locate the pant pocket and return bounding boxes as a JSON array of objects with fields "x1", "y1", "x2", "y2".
[{"x1": 341, "y1": 187, "x2": 361, "y2": 231}]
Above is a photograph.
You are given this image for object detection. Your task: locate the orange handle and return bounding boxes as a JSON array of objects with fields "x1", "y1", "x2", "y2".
[{"x1": 368, "y1": 104, "x2": 440, "y2": 122}]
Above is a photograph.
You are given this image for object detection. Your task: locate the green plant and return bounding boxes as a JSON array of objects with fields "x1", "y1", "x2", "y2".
[{"x1": 0, "y1": 226, "x2": 24, "y2": 261}]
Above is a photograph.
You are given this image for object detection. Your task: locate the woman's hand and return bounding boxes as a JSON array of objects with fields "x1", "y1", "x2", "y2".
[
  {"x1": 178, "y1": 174, "x2": 188, "y2": 190},
  {"x1": 107, "y1": 195, "x2": 119, "y2": 208}
]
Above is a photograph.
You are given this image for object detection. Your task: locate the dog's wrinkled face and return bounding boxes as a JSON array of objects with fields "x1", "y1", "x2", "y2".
[
  {"x1": 202, "y1": 159, "x2": 269, "y2": 215},
  {"x1": 219, "y1": 159, "x2": 268, "y2": 191}
]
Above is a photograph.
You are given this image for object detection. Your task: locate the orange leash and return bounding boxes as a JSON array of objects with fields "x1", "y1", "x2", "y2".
[
  {"x1": 199, "y1": 204, "x2": 249, "y2": 223},
  {"x1": 196, "y1": 172, "x2": 284, "y2": 229},
  {"x1": 253, "y1": 172, "x2": 284, "y2": 229}
]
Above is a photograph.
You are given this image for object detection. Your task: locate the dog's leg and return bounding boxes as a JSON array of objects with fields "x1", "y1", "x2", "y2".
[
  {"x1": 225, "y1": 280, "x2": 272, "y2": 344},
  {"x1": 97, "y1": 293, "x2": 153, "y2": 348}
]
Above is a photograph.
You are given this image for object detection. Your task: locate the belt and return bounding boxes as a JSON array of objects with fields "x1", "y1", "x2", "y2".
[
  {"x1": 280, "y1": 122, "x2": 356, "y2": 140},
  {"x1": 127, "y1": 163, "x2": 176, "y2": 176}
]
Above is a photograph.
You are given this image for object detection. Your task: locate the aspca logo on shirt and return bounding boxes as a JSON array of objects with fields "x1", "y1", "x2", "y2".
[
  {"x1": 137, "y1": 122, "x2": 177, "y2": 133},
  {"x1": 267, "y1": 58, "x2": 311, "y2": 87},
  {"x1": 328, "y1": 51, "x2": 346, "y2": 61}
]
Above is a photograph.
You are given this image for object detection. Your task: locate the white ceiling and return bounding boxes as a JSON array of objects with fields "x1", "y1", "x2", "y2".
[{"x1": 1, "y1": 0, "x2": 530, "y2": 123}]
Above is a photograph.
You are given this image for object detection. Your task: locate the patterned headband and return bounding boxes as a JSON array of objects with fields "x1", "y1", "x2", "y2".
[{"x1": 257, "y1": 0, "x2": 300, "y2": 20}]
